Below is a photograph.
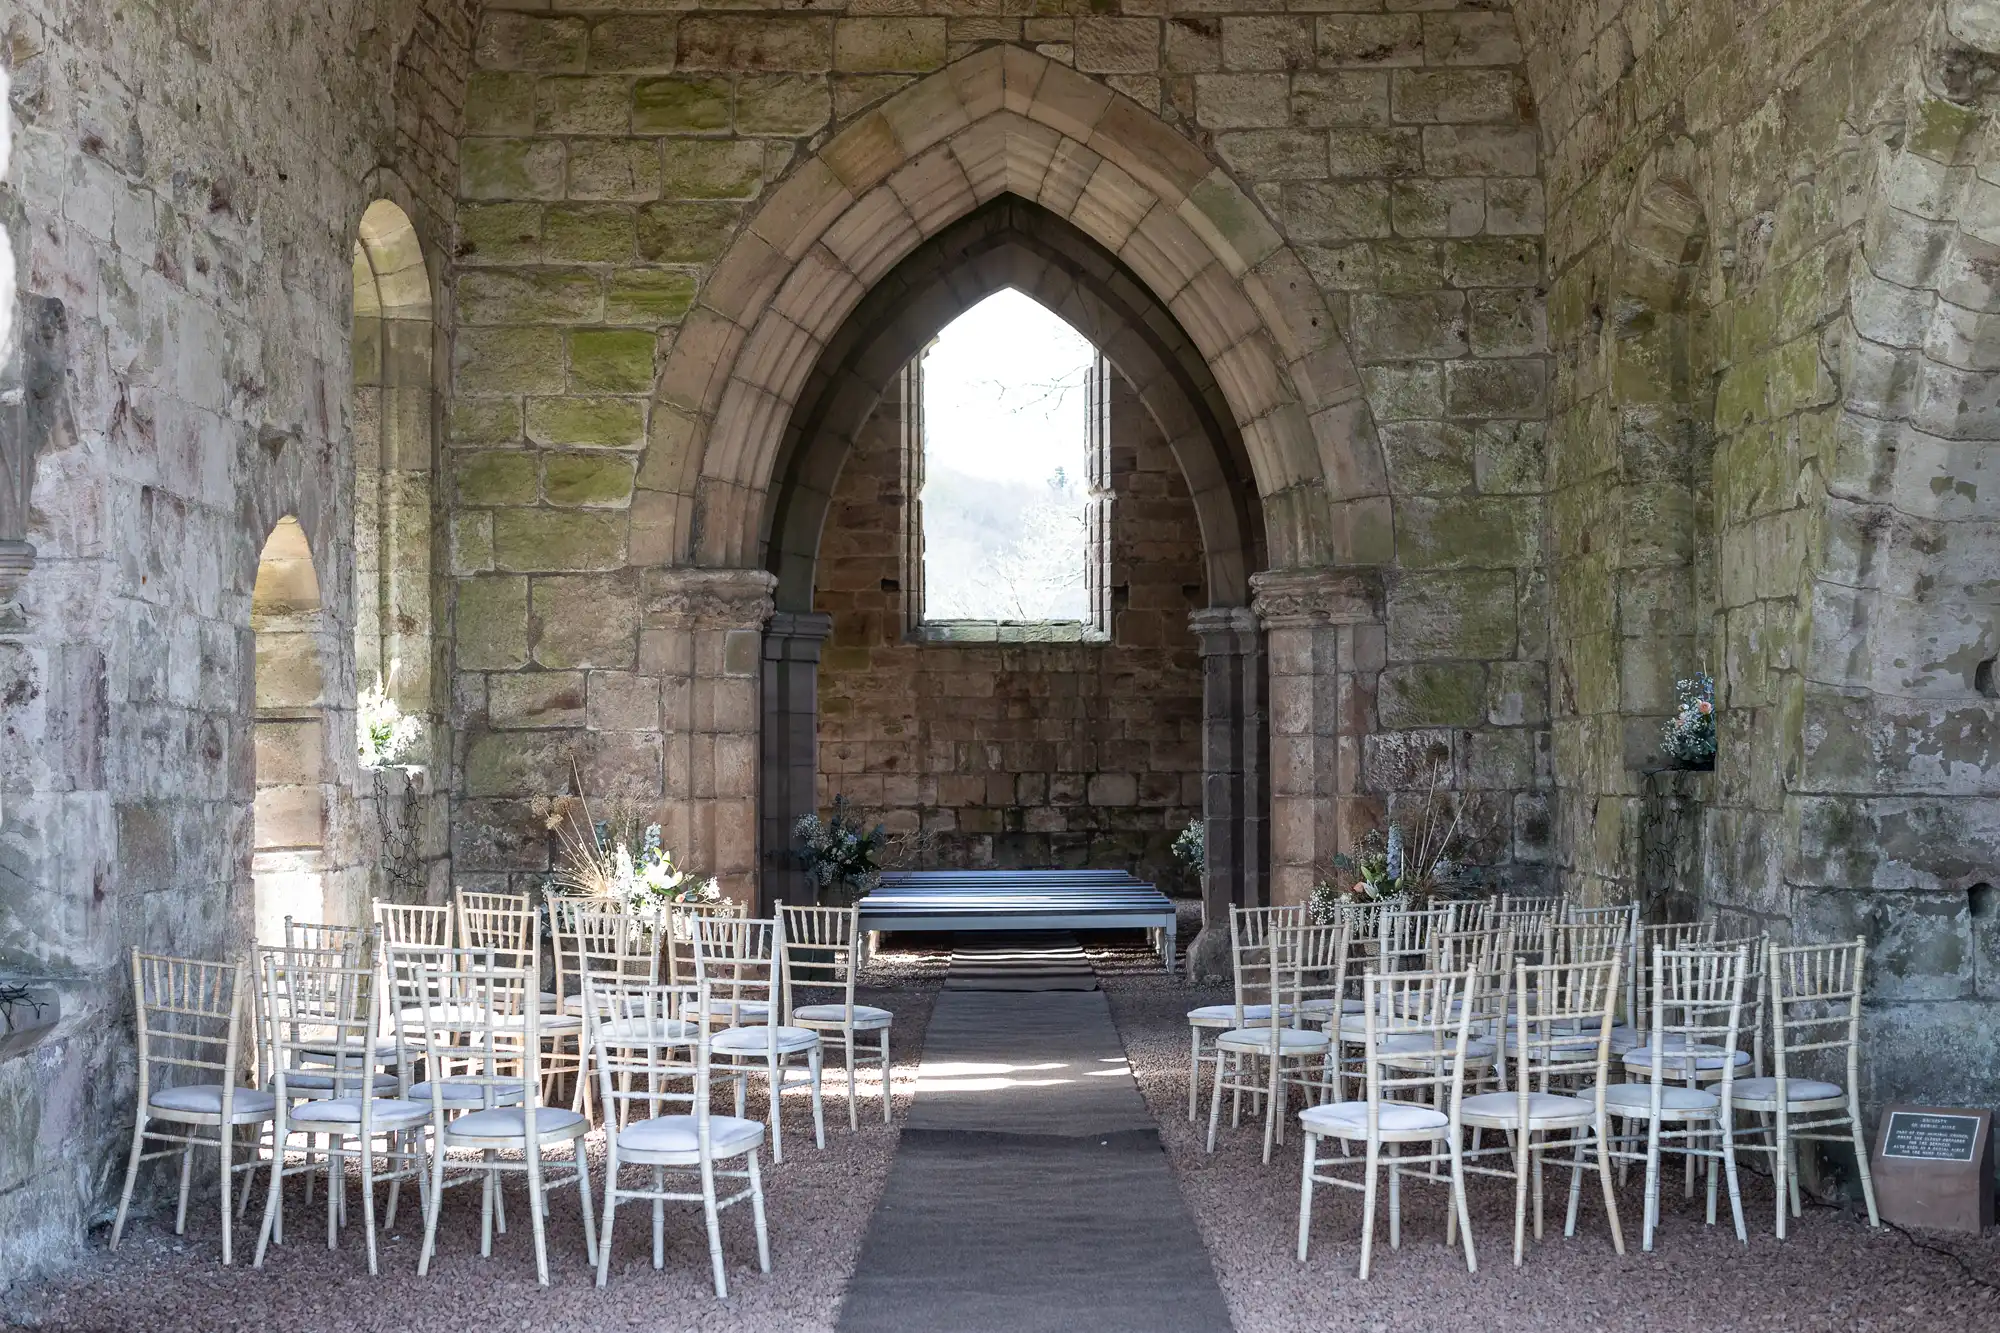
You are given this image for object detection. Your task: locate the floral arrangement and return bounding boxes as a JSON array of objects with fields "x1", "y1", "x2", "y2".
[
  {"x1": 532, "y1": 762, "x2": 720, "y2": 914},
  {"x1": 794, "y1": 795, "x2": 886, "y2": 906},
  {"x1": 357, "y1": 677, "x2": 423, "y2": 769},
  {"x1": 1660, "y1": 672, "x2": 1716, "y2": 766},
  {"x1": 1171, "y1": 817, "x2": 1205, "y2": 882},
  {"x1": 1308, "y1": 749, "x2": 1466, "y2": 924}
]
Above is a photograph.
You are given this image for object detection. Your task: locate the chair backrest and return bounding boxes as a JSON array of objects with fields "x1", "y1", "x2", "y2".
[
  {"x1": 1553, "y1": 919, "x2": 1628, "y2": 969},
  {"x1": 777, "y1": 905, "x2": 859, "y2": 1022},
  {"x1": 1641, "y1": 944, "x2": 1747, "y2": 1091},
  {"x1": 1634, "y1": 918, "x2": 1716, "y2": 1034},
  {"x1": 130, "y1": 951, "x2": 249, "y2": 1103},
  {"x1": 1485, "y1": 903, "x2": 1556, "y2": 965},
  {"x1": 1377, "y1": 904, "x2": 1449, "y2": 972},
  {"x1": 589, "y1": 980, "x2": 712, "y2": 1137},
  {"x1": 1767, "y1": 938, "x2": 1865, "y2": 1092},
  {"x1": 1228, "y1": 905, "x2": 1302, "y2": 1019},
  {"x1": 456, "y1": 889, "x2": 537, "y2": 966},
  {"x1": 283, "y1": 917, "x2": 371, "y2": 960},
  {"x1": 1563, "y1": 902, "x2": 1639, "y2": 1020},
  {"x1": 1272, "y1": 920, "x2": 1348, "y2": 1033},
  {"x1": 664, "y1": 898, "x2": 749, "y2": 995},
  {"x1": 1498, "y1": 893, "x2": 1563, "y2": 917},
  {"x1": 260, "y1": 945, "x2": 398, "y2": 1100},
  {"x1": 1356, "y1": 966, "x2": 1478, "y2": 1124},
  {"x1": 1327, "y1": 898, "x2": 1392, "y2": 943},
  {"x1": 375, "y1": 900, "x2": 454, "y2": 949},
  {"x1": 546, "y1": 895, "x2": 655, "y2": 1010},
  {"x1": 1704, "y1": 931, "x2": 1768, "y2": 1074},
  {"x1": 694, "y1": 917, "x2": 786, "y2": 1058},
  {"x1": 390, "y1": 943, "x2": 541, "y2": 1113},
  {"x1": 1503, "y1": 955, "x2": 1621, "y2": 1094}
]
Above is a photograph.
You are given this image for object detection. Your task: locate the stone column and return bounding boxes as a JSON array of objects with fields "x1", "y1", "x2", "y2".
[
  {"x1": 1251, "y1": 568, "x2": 1384, "y2": 909},
  {"x1": 1186, "y1": 606, "x2": 1265, "y2": 981},
  {"x1": 641, "y1": 567, "x2": 775, "y2": 905},
  {"x1": 761, "y1": 610, "x2": 833, "y2": 912}
]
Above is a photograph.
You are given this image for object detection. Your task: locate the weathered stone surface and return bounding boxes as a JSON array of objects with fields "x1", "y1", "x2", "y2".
[{"x1": 532, "y1": 573, "x2": 642, "y2": 669}]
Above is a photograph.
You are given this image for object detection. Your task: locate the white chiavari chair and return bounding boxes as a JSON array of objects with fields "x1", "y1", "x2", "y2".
[
  {"x1": 1616, "y1": 918, "x2": 1717, "y2": 1051},
  {"x1": 1593, "y1": 944, "x2": 1750, "y2": 1248},
  {"x1": 455, "y1": 888, "x2": 585, "y2": 1103},
  {"x1": 1564, "y1": 901, "x2": 1639, "y2": 1020},
  {"x1": 1205, "y1": 919, "x2": 1338, "y2": 1164},
  {"x1": 1297, "y1": 965, "x2": 1480, "y2": 1278},
  {"x1": 695, "y1": 916, "x2": 825, "y2": 1163},
  {"x1": 1461, "y1": 955, "x2": 1626, "y2": 1265},
  {"x1": 1732, "y1": 938, "x2": 1880, "y2": 1238},
  {"x1": 111, "y1": 952, "x2": 276, "y2": 1266},
  {"x1": 779, "y1": 904, "x2": 892, "y2": 1130},
  {"x1": 253, "y1": 945, "x2": 428, "y2": 1274},
  {"x1": 1185, "y1": 905, "x2": 1302, "y2": 1120},
  {"x1": 409, "y1": 945, "x2": 596, "y2": 1285},
  {"x1": 589, "y1": 979, "x2": 771, "y2": 1296}
]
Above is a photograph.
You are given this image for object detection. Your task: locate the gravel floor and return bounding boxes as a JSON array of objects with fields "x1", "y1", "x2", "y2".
[
  {"x1": 5, "y1": 947, "x2": 948, "y2": 1333},
  {"x1": 1094, "y1": 948, "x2": 2000, "y2": 1333}
]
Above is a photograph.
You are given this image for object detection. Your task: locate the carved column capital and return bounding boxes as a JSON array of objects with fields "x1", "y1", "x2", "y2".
[
  {"x1": 641, "y1": 567, "x2": 777, "y2": 631},
  {"x1": 1188, "y1": 605, "x2": 1260, "y2": 652},
  {"x1": 1249, "y1": 567, "x2": 1383, "y2": 629}
]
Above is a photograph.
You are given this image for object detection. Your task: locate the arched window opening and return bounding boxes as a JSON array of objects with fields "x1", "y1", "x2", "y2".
[
  {"x1": 252, "y1": 517, "x2": 328, "y2": 945},
  {"x1": 907, "y1": 290, "x2": 1111, "y2": 640},
  {"x1": 351, "y1": 198, "x2": 434, "y2": 748}
]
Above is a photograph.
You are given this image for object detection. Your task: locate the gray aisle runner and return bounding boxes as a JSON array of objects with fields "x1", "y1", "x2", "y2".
[{"x1": 837, "y1": 933, "x2": 1232, "y2": 1333}]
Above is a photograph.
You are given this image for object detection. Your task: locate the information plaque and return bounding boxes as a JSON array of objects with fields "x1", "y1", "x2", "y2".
[{"x1": 1871, "y1": 1105, "x2": 1993, "y2": 1234}]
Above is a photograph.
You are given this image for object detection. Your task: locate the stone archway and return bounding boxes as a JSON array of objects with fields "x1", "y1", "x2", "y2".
[{"x1": 632, "y1": 48, "x2": 1391, "y2": 947}]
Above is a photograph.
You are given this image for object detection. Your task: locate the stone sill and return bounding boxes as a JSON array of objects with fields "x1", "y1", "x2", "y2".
[
  {"x1": 910, "y1": 620, "x2": 1108, "y2": 645},
  {"x1": 364, "y1": 762, "x2": 429, "y2": 795},
  {"x1": 0, "y1": 986, "x2": 60, "y2": 1063}
]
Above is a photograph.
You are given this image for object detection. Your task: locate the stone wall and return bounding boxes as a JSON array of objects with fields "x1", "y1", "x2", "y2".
[
  {"x1": 813, "y1": 370, "x2": 1205, "y2": 890},
  {"x1": 447, "y1": 5, "x2": 1555, "y2": 905},
  {"x1": 1515, "y1": 0, "x2": 2000, "y2": 1115},
  {"x1": 0, "y1": 0, "x2": 473, "y2": 1282}
]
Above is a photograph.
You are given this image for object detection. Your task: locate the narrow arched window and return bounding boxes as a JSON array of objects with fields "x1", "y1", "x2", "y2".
[{"x1": 903, "y1": 290, "x2": 1111, "y2": 642}]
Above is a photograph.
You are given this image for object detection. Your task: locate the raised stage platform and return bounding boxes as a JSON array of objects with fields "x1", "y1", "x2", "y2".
[{"x1": 859, "y1": 870, "x2": 1179, "y2": 972}]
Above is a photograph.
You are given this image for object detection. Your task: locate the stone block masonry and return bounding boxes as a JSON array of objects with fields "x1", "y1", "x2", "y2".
[{"x1": 814, "y1": 374, "x2": 1205, "y2": 893}]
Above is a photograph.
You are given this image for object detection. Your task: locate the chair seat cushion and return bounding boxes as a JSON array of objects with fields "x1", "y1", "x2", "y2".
[
  {"x1": 541, "y1": 990, "x2": 560, "y2": 1013},
  {"x1": 1730, "y1": 1077, "x2": 1844, "y2": 1106},
  {"x1": 712, "y1": 1024, "x2": 821, "y2": 1055},
  {"x1": 1462, "y1": 1090, "x2": 1595, "y2": 1126},
  {"x1": 689, "y1": 999, "x2": 772, "y2": 1022},
  {"x1": 1622, "y1": 1043, "x2": 1749, "y2": 1072},
  {"x1": 1188, "y1": 1003, "x2": 1287, "y2": 1026},
  {"x1": 150, "y1": 1084, "x2": 278, "y2": 1121},
  {"x1": 289, "y1": 1096, "x2": 431, "y2": 1129},
  {"x1": 1589, "y1": 1082, "x2": 1720, "y2": 1114},
  {"x1": 275, "y1": 1071, "x2": 400, "y2": 1097},
  {"x1": 1300, "y1": 1099, "x2": 1450, "y2": 1135},
  {"x1": 1606, "y1": 1024, "x2": 1644, "y2": 1053},
  {"x1": 1377, "y1": 1032, "x2": 1496, "y2": 1062},
  {"x1": 446, "y1": 1105, "x2": 588, "y2": 1142},
  {"x1": 618, "y1": 1113, "x2": 765, "y2": 1160},
  {"x1": 793, "y1": 1003, "x2": 893, "y2": 1027},
  {"x1": 1215, "y1": 1026, "x2": 1330, "y2": 1053},
  {"x1": 594, "y1": 1016, "x2": 700, "y2": 1045},
  {"x1": 409, "y1": 1080, "x2": 527, "y2": 1107}
]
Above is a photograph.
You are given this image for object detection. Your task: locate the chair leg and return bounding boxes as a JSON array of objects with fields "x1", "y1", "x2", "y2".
[
  {"x1": 700, "y1": 1158, "x2": 727, "y2": 1299},
  {"x1": 1773, "y1": 1110, "x2": 1789, "y2": 1240},
  {"x1": 218, "y1": 1126, "x2": 235, "y2": 1266},
  {"x1": 254, "y1": 1119, "x2": 288, "y2": 1268},
  {"x1": 1296, "y1": 1132, "x2": 1316, "y2": 1262},
  {"x1": 325, "y1": 1135, "x2": 344, "y2": 1251},
  {"x1": 1511, "y1": 1129, "x2": 1530, "y2": 1266},
  {"x1": 480, "y1": 1149, "x2": 497, "y2": 1258},
  {"x1": 652, "y1": 1165, "x2": 666, "y2": 1269},
  {"x1": 1596, "y1": 1118, "x2": 1626, "y2": 1255},
  {"x1": 526, "y1": 1147, "x2": 551, "y2": 1288},
  {"x1": 1642, "y1": 1115, "x2": 1663, "y2": 1252},
  {"x1": 574, "y1": 1138, "x2": 597, "y2": 1268},
  {"x1": 1204, "y1": 1051, "x2": 1229, "y2": 1154},
  {"x1": 111, "y1": 1115, "x2": 147, "y2": 1251},
  {"x1": 1720, "y1": 1113, "x2": 1748, "y2": 1242},
  {"x1": 595, "y1": 1146, "x2": 618, "y2": 1288},
  {"x1": 1564, "y1": 1127, "x2": 1586, "y2": 1239},
  {"x1": 809, "y1": 1046, "x2": 826, "y2": 1150},
  {"x1": 1850, "y1": 1104, "x2": 1880, "y2": 1227},
  {"x1": 748, "y1": 1149, "x2": 771, "y2": 1273},
  {"x1": 765, "y1": 1054, "x2": 785, "y2": 1165},
  {"x1": 1387, "y1": 1143, "x2": 1402, "y2": 1251},
  {"x1": 844, "y1": 1030, "x2": 858, "y2": 1132},
  {"x1": 360, "y1": 1132, "x2": 381, "y2": 1276},
  {"x1": 1451, "y1": 1142, "x2": 1477, "y2": 1274},
  {"x1": 880, "y1": 1029, "x2": 893, "y2": 1125},
  {"x1": 417, "y1": 1129, "x2": 448, "y2": 1277},
  {"x1": 175, "y1": 1141, "x2": 194, "y2": 1236},
  {"x1": 1187, "y1": 1027, "x2": 1202, "y2": 1122},
  {"x1": 1358, "y1": 1141, "x2": 1381, "y2": 1281}
]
